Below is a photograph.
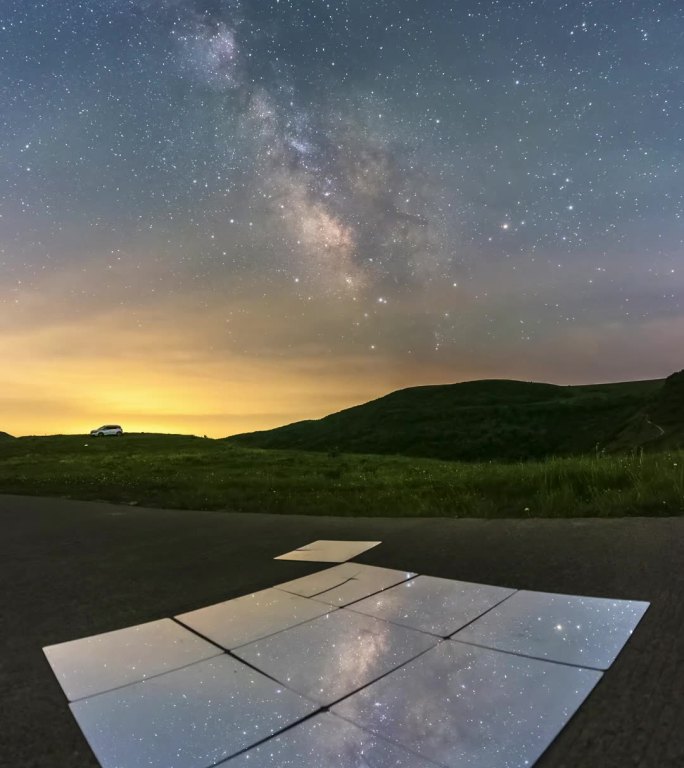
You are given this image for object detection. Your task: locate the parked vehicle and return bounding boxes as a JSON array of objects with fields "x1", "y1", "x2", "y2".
[{"x1": 90, "y1": 425, "x2": 123, "y2": 436}]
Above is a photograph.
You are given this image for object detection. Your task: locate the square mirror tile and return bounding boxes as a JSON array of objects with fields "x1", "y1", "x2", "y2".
[
  {"x1": 349, "y1": 575, "x2": 515, "y2": 637},
  {"x1": 234, "y1": 608, "x2": 438, "y2": 706},
  {"x1": 175, "y1": 588, "x2": 332, "y2": 650},
  {"x1": 43, "y1": 618, "x2": 222, "y2": 701},
  {"x1": 275, "y1": 563, "x2": 416, "y2": 606},
  {"x1": 70, "y1": 655, "x2": 319, "y2": 768},
  {"x1": 332, "y1": 641, "x2": 602, "y2": 768},
  {"x1": 219, "y1": 712, "x2": 441, "y2": 767},
  {"x1": 453, "y1": 589, "x2": 650, "y2": 669},
  {"x1": 274, "y1": 540, "x2": 381, "y2": 562}
]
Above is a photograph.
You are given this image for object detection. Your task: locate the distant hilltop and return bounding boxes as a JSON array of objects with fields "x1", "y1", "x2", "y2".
[
  {"x1": 226, "y1": 372, "x2": 684, "y2": 462},
  {"x1": 1, "y1": 431, "x2": 200, "y2": 441}
]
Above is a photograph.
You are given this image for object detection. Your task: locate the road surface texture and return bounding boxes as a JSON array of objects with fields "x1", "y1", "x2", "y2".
[{"x1": 1, "y1": 493, "x2": 682, "y2": 768}]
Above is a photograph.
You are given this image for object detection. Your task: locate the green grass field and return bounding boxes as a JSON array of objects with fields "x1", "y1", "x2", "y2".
[{"x1": 0, "y1": 434, "x2": 682, "y2": 518}]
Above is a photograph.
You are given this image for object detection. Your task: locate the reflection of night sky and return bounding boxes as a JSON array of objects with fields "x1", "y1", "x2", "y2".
[
  {"x1": 333, "y1": 641, "x2": 602, "y2": 768},
  {"x1": 2, "y1": 1, "x2": 682, "y2": 434},
  {"x1": 351, "y1": 575, "x2": 514, "y2": 636},
  {"x1": 70, "y1": 655, "x2": 318, "y2": 768},
  {"x1": 226, "y1": 712, "x2": 439, "y2": 767},
  {"x1": 455, "y1": 590, "x2": 650, "y2": 669},
  {"x1": 233, "y1": 609, "x2": 437, "y2": 705}
]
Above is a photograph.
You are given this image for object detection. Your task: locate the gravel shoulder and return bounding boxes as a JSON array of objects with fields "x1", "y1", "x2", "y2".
[{"x1": 1, "y1": 494, "x2": 682, "y2": 767}]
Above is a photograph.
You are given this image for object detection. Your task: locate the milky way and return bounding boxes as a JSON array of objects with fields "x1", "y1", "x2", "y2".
[
  {"x1": 165, "y1": 0, "x2": 446, "y2": 295},
  {"x1": 0, "y1": 0, "x2": 682, "y2": 435}
]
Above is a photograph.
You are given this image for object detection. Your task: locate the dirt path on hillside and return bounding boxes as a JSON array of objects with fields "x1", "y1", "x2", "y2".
[{"x1": 645, "y1": 415, "x2": 666, "y2": 437}]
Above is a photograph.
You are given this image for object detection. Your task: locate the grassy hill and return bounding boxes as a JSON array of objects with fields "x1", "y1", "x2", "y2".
[
  {"x1": 0, "y1": 432, "x2": 15, "y2": 440},
  {"x1": 227, "y1": 376, "x2": 675, "y2": 461}
]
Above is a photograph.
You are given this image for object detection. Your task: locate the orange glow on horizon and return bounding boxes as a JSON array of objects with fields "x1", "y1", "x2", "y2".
[
  {"x1": 0, "y1": 307, "x2": 453, "y2": 438},
  {"x1": 2, "y1": 279, "x2": 678, "y2": 439}
]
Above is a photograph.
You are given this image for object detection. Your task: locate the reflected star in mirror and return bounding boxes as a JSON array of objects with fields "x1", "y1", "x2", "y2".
[
  {"x1": 349, "y1": 575, "x2": 515, "y2": 636},
  {"x1": 234, "y1": 608, "x2": 438, "y2": 705},
  {"x1": 43, "y1": 618, "x2": 222, "y2": 701},
  {"x1": 219, "y1": 712, "x2": 441, "y2": 767},
  {"x1": 70, "y1": 655, "x2": 318, "y2": 768},
  {"x1": 332, "y1": 641, "x2": 602, "y2": 768},
  {"x1": 453, "y1": 589, "x2": 649, "y2": 668}
]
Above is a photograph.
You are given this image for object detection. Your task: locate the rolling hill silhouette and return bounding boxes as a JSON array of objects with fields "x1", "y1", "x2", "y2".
[{"x1": 227, "y1": 375, "x2": 681, "y2": 461}]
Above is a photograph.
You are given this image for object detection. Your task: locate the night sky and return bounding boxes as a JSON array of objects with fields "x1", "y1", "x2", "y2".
[{"x1": 1, "y1": 1, "x2": 682, "y2": 436}]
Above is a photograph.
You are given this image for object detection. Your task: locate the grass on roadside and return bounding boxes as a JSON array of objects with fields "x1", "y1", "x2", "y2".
[{"x1": 0, "y1": 434, "x2": 682, "y2": 518}]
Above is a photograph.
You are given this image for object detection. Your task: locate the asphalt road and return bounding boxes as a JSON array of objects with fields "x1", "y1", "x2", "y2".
[{"x1": 1, "y1": 494, "x2": 682, "y2": 768}]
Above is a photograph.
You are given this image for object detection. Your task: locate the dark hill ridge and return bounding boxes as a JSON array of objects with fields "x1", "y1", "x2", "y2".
[
  {"x1": 606, "y1": 370, "x2": 684, "y2": 452},
  {"x1": 226, "y1": 376, "x2": 677, "y2": 461},
  {"x1": 650, "y1": 369, "x2": 684, "y2": 427},
  {"x1": 0, "y1": 432, "x2": 15, "y2": 440}
]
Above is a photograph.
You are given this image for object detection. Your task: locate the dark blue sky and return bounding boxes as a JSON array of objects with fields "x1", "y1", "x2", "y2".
[{"x1": 1, "y1": 1, "x2": 682, "y2": 435}]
